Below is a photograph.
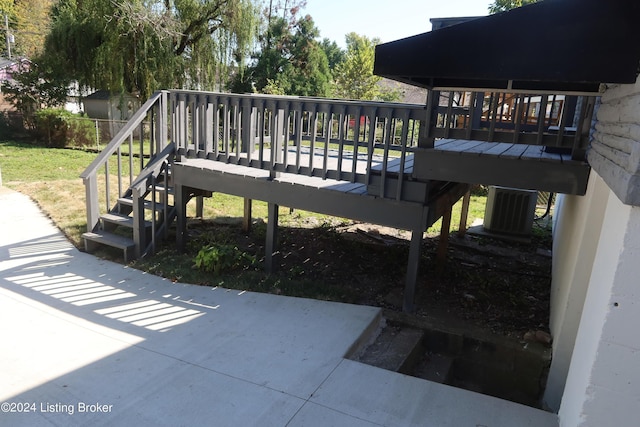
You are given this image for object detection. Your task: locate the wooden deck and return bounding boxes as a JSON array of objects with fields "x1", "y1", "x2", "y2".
[
  {"x1": 81, "y1": 90, "x2": 593, "y2": 313},
  {"x1": 412, "y1": 139, "x2": 590, "y2": 195}
]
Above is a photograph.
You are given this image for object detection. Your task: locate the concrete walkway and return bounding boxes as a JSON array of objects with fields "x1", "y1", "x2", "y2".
[{"x1": 0, "y1": 187, "x2": 559, "y2": 426}]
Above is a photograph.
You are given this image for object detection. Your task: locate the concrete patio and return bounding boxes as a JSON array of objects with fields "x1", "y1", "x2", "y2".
[{"x1": 0, "y1": 187, "x2": 558, "y2": 426}]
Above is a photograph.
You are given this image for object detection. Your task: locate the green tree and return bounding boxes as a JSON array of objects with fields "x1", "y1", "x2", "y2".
[
  {"x1": 41, "y1": 0, "x2": 259, "y2": 98},
  {"x1": 286, "y1": 15, "x2": 330, "y2": 96},
  {"x1": 234, "y1": 14, "x2": 330, "y2": 97},
  {"x1": 488, "y1": 0, "x2": 539, "y2": 14},
  {"x1": 1, "y1": 61, "x2": 70, "y2": 129},
  {"x1": 320, "y1": 38, "x2": 345, "y2": 72},
  {"x1": 332, "y1": 33, "x2": 399, "y2": 101},
  {"x1": 13, "y1": 0, "x2": 54, "y2": 58}
]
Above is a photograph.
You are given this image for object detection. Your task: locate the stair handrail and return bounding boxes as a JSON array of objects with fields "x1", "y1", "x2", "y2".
[
  {"x1": 80, "y1": 90, "x2": 169, "y2": 233},
  {"x1": 80, "y1": 91, "x2": 166, "y2": 180}
]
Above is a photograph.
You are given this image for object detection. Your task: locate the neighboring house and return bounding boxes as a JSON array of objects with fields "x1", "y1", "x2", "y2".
[
  {"x1": 83, "y1": 90, "x2": 140, "y2": 139},
  {"x1": 377, "y1": 78, "x2": 427, "y2": 104}
]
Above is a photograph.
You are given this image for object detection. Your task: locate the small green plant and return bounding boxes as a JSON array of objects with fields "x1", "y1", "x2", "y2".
[{"x1": 193, "y1": 244, "x2": 256, "y2": 274}]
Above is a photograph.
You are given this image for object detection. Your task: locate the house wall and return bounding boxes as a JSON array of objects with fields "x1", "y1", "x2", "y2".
[
  {"x1": 543, "y1": 172, "x2": 608, "y2": 411},
  {"x1": 551, "y1": 78, "x2": 640, "y2": 425},
  {"x1": 559, "y1": 189, "x2": 640, "y2": 426}
]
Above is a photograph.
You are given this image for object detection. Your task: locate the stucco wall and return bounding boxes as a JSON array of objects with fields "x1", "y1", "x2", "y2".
[
  {"x1": 554, "y1": 77, "x2": 640, "y2": 425},
  {"x1": 559, "y1": 189, "x2": 640, "y2": 426},
  {"x1": 544, "y1": 173, "x2": 608, "y2": 411}
]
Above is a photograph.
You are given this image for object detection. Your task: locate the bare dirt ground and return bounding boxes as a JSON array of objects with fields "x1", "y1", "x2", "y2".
[{"x1": 180, "y1": 217, "x2": 553, "y2": 341}]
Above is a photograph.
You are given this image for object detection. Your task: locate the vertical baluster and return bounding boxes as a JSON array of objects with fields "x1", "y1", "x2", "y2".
[
  {"x1": 321, "y1": 103, "x2": 333, "y2": 179},
  {"x1": 104, "y1": 160, "x2": 110, "y2": 213},
  {"x1": 379, "y1": 108, "x2": 393, "y2": 198},
  {"x1": 548, "y1": 95, "x2": 558, "y2": 128},
  {"x1": 350, "y1": 106, "x2": 362, "y2": 183},
  {"x1": 444, "y1": 92, "x2": 454, "y2": 139},
  {"x1": 223, "y1": 97, "x2": 231, "y2": 158},
  {"x1": 279, "y1": 101, "x2": 291, "y2": 171},
  {"x1": 523, "y1": 95, "x2": 533, "y2": 126},
  {"x1": 231, "y1": 98, "x2": 238, "y2": 161},
  {"x1": 151, "y1": 163, "x2": 157, "y2": 254},
  {"x1": 396, "y1": 109, "x2": 411, "y2": 202},
  {"x1": 266, "y1": 100, "x2": 277, "y2": 174},
  {"x1": 536, "y1": 95, "x2": 549, "y2": 146},
  {"x1": 241, "y1": 97, "x2": 253, "y2": 165},
  {"x1": 258, "y1": 100, "x2": 266, "y2": 166},
  {"x1": 143, "y1": 115, "x2": 151, "y2": 160},
  {"x1": 117, "y1": 146, "x2": 123, "y2": 198},
  {"x1": 555, "y1": 95, "x2": 569, "y2": 148},
  {"x1": 204, "y1": 94, "x2": 214, "y2": 157},
  {"x1": 465, "y1": 92, "x2": 478, "y2": 140},
  {"x1": 336, "y1": 105, "x2": 346, "y2": 179},
  {"x1": 488, "y1": 92, "x2": 499, "y2": 141},
  {"x1": 293, "y1": 101, "x2": 303, "y2": 172},
  {"x1": 164, "y1": 157, "x2": 171, "y2": 239},
  {"x1": 213, "y1": 96, "x2": 220, "y2": 158},
  {"x1": 364, "y1": 106, "x2": 377, "y2": 186},
  {"x1": 129, "y1": 133, "x2": 133, "y2": 186},
  {"x1": 512, "y1": 94, "x2": 524, "y2": 144},
  {"x1": 308, "y1": 104, "x2": 319, "y2": 176},
  {"x1": 195, "y1": 93, "x2": 204, "y2": 157}
]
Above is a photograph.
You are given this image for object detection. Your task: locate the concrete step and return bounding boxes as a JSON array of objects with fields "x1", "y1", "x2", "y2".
[{"x1": 355, "y1": 325, "x2": 425, "y2": 375}]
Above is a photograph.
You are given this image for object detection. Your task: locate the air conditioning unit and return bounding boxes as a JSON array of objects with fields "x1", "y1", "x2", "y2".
[{"x1": 484, "y1": 186, "x2": 537, "y2": 235}]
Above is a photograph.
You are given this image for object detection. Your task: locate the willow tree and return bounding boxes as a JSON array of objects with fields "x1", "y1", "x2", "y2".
[{"x1": 42, "y1": 0, "x2": 260, "y2": 98}]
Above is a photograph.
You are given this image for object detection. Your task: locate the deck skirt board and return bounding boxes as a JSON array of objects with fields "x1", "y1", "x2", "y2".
[{"x1": 414, "y1": 139, "x2": 590, "y2": 195}]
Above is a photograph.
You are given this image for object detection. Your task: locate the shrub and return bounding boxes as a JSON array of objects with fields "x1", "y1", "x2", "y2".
[
  {"x1": 194, "y1": 244, "x2": 256, "y2": 275},
  {"x1": 34, "y1": 109, "x2": 96, "y2": 148}
]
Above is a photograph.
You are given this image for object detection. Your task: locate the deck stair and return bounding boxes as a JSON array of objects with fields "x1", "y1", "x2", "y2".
[{"x1": 82, "y1": 143, "x2": 178, "y2": 262}]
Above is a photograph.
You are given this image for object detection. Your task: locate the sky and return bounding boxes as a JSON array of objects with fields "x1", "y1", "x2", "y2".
[{"x1": 304, "y1": 0, "x2": 492, "y2": 48}]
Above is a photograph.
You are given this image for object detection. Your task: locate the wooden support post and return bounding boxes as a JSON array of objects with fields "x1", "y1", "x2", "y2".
[
  {"x1": 84, "y1": 175, "x2": 99, "y2": 232},
  {"x1": 436, "y1": 205, "x2": 452, "y2": 274},
  {"x1": 458, "y1": 190, "x2": 471, "y2": 237},
  {"x1": 243, "y1": 198, "x2": 252, "y2": 232},
  {"x1": 132, "y1": 188, "x2": 146, "y2": 259},
  {"x1": 176, "y1": 185, "x2": 188, "y2": 253},
  {"x1": 265, "y1": 203, "x2": 279, "y2": 273},
  {"x1": 403, "y1": 228, "x2": 423, "y2": 313},
  {"x1": 195, "y1": 195, "x2": 204, "y2": 218}
]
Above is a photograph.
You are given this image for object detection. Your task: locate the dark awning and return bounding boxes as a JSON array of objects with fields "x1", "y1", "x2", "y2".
[{"x1": 374, "y1": 0, "x2": 640, "y2": 94}]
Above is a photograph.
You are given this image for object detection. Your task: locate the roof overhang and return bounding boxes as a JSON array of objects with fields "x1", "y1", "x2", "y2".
[{"x1": 374, "y1": 0, "x2": 640, "y2": 94}]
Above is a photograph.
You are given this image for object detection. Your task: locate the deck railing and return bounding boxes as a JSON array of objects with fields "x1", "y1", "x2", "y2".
[
  {"x1": 81, "y1": 89, "x2": 595, "y2": 241},
  {"x1": 169, "y1": 90, "x2": 428, "y2": 185},
  {"x1": 424, "y1": 90, "x2": 596, "y2": 160}
]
